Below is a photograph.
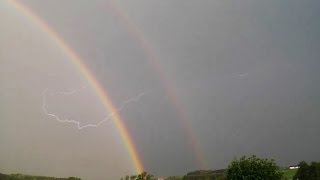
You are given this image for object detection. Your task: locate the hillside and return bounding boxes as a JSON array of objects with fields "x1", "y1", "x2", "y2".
[{"x1": 0, "y1": 173, "x2": 81, "y2": 180}]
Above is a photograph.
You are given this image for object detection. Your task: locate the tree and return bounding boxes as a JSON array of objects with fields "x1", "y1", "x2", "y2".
[
  {"x1": 309, "y1": 162, "x2": 320, "y2": 179},
  {"x1": 68, "y1": 177, "x2": 81, "y2": 180},
  {"x1": 122, "y1": 172, "x2": 153, "y2": 180},
  {"x1": 226, "y1": 155, "x2": 283, "y2": 180},
  {"x1": 293, "y1": 161, "x2": 320, "y2": 180},
  {"x1": 67, "y1": 177, "x2": 81, "y2": 180},
  {"x1": 294, "y1": 161, "x2": 309, "y2": 180},
  {"x1": 136, "y1": 172, "x2": 153, "y2": 180}
]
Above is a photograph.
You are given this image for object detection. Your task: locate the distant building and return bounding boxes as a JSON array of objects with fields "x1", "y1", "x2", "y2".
[{"x1": 289, "y1": 166, "x2": 299, "y2": 169}]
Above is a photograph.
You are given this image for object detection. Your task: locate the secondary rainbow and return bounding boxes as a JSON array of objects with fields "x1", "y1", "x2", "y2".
[
  {"x1": 108, "y1": 1, "x2": 208, "y2": 169},
  {"x1": 7, "y1": 0, "x2": 144, "y2": 173}
]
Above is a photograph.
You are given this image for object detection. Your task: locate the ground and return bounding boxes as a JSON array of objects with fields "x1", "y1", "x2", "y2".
[{"x1": 282, "y1": 169, "x2": 298, "y2": 180}]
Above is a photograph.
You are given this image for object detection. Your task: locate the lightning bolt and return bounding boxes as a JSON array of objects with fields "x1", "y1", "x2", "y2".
[{"x1": 42, "y1": 86, "x2": 147, "y2": 130}]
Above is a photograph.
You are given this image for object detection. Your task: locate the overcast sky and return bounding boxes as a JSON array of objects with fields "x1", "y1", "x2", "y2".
[{"x1": 1, "y1": 0, "x2": 320, "y2": 179}]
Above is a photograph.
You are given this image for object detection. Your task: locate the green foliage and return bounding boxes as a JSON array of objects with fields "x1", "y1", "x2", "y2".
[
  {"x1": 137, "y1": 171, "x2": 153, "y2": 180},
  {"x1": 67, "y1": 177, "x2": 81, "y2": 180},
  {"x1": 122, "y1": 172, "x2": 153, "y2": 180},
  {"x1": 293, "y1": 161, "x2": 320, "y2": 180},
  {"x1": 226, "y1": 155, "x2": 283, "y2": 180}
]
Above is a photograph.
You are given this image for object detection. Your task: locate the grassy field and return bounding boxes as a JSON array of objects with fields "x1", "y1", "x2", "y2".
[{"x1": 282, "y1": 169, "x2": 298, "y2": 180}]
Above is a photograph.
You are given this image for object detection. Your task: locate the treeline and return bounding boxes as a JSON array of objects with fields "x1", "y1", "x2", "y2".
[
  {"x1": 181, "y1": 170, "x2": 226, "y2": 180},
  {"x1": 122, "y1": 155, "x2": 320, "y2": 180},
  {"x1": 0, "y1": 173, "x2": 81, "y2": 180},
  {"x1": 120, "y1": 172, "x2": 153, "y2": 180}
]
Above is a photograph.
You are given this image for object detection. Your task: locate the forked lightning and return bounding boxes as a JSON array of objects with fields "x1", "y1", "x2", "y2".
[{"x1": 42, "y1": 86, "x2": 146, "y2": 129}]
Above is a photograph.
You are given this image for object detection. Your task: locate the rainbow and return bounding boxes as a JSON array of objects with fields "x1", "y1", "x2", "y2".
[
  {"x1": 108, "y1": 1, "x2": 208, "y2": 169},
  {"x1": 7, "y1": 0, "x2": 144, "y2": 173}
]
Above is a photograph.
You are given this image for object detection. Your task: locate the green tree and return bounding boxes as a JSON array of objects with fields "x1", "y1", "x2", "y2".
[
  {"x1": 226, "y1": 155, "x2": 283, "y2": 180},
  {"x1": 293, "y1": 161, "x2": 320, "y2": 180},
  {"x1": 294, "y1": 161, "x2": 309, "y2": 180},
  {"x1": 136, "y1": 171, "x2": 153, "y2": 180},
  {"x1": 309, "y1": 162, "x2": 320, "y2": 179},
  {"x1": 125, "y1": 175, "x2": 130, "y2": 180},
  {"x1": 67, "y1": 177, "x2": 81, "y2": 180},
  {"x1": 123, "y1": 172, "x2": 153, "y2": 180}
]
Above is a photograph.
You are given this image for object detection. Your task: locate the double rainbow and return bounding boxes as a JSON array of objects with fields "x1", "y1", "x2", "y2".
[{"x1": 7, "y1": 0, "x2": 208, "y2": 172}]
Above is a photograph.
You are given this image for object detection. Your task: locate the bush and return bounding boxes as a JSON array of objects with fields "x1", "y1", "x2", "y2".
[{"x1": 226, "y1": 155, "x2": 283, "y2": 180}]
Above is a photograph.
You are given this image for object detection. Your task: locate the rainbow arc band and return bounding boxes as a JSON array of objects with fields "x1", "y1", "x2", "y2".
[
  {"x1": 109, "y1": 1, "x2": 208, "y2": 169},
  {"x1": 8, "y1": 0, "x2": 144, "y2": 173}
]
